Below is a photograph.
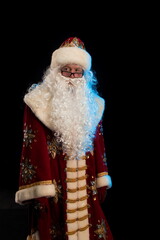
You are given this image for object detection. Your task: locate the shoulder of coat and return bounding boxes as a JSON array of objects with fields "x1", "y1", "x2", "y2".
[{"x1": 95, "y1": 95, "x2": 105, "y2": 120}]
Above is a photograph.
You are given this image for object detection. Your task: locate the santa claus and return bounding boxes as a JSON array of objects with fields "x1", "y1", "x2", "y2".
[{"x1": 15, "y1": 37, "x2": 113, "y2": 240}]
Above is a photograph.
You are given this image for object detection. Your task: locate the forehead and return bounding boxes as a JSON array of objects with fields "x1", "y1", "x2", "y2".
[{"x1": 61, "y1": 64, "x2": 83, "y2": 69}]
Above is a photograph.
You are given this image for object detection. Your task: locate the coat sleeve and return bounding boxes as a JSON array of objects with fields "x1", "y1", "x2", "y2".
[
  {"x1": 93, "y1": 120, "x2": 112, "y2": 203},
  {"x1": 15, "y1": 104, "x2": 56, "y2": 204}
]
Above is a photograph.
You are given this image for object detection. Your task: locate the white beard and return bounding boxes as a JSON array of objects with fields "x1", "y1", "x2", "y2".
[
  {"x1": 26, "y1": 69, "x2": 99, "y2": 159},
  {"x1": 49, "y1": 72, "x2": 98, "y2": 159}
]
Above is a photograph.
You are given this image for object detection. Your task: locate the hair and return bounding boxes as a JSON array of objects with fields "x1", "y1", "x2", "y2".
[
  {"x1": 26, "y1": 65, "x2": 100, "y2": 159},
  {"x1": 84, "y1": 69, "x2": 98, "y2": 94}
]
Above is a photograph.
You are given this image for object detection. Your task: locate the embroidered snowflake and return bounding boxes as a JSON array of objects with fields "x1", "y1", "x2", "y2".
[{"x1": 20, "y1": 158, "x2": 37, "y2": 183}]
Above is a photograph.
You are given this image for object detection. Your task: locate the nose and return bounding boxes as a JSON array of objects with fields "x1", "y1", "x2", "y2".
[{"x1": 70, "y1": 73, "x2": 75, "y2": 78}]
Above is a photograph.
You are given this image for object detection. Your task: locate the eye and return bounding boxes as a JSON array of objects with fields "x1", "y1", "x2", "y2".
[
  {"x1": 75, "y1": 68, "x2": 82, "y2": 72},
  {"x1": 61, "y1": 67, "x2": 70, "y2": 72}
]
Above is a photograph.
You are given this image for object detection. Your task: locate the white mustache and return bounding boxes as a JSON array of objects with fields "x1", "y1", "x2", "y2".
[{"x1": 57, "y1": 73, "x2": 85, "y2": 87}]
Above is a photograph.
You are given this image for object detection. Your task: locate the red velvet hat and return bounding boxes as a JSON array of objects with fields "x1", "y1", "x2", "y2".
[
  {"x1": 60, "y1": 37, "x2": 85, "y2": 49},
  {"x1": 50, "y1": 37, "x2": 92, "y2": 70}
]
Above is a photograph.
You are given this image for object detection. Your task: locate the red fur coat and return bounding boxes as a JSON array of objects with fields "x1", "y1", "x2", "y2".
[{"x1": 15, "y1": 104, "x2": 113, "y2": 240}]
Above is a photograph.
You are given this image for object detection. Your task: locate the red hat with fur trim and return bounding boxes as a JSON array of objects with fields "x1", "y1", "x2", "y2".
[{"x1": 50, "y1": 37, "x2": 92, "y2": 70}]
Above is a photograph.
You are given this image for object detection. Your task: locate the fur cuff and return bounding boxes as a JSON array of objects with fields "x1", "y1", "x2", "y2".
[
  {"x1": 27, "y1": 231, "x2": 40, "y2": 240},
  {"x1": 96, "y1": 175, "x2": 112, "y2": 189},
  {"x1": 15, "y1": 184, "x2": 56, "y2": 204}
]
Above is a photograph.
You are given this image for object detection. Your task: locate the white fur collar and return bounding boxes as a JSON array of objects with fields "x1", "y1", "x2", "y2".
[{"x1": 24, "y1": 89, "x2": 105, "y2": 132}]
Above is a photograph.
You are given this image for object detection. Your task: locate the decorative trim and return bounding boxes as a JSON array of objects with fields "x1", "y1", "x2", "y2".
[
  {"x1": 67, "y1": 185, "x2": 87, "y2": 193},
  {"x1": 66, "y1": 195, "x2": 88, "y2": 203},
  {"x1": 50, "y1": 47, "x2": 92, "y2": 70},
  {"x1": 66, "y1": 214, "x2": 89, "y2": 223},
  {"x1": 97, "y1": 172, "x2": 108, "y2": 178},
  {"x1": 66, "y1": 204, "x2": 89, "y2": 213},
  {"x1": 66, "y1": 175, "x2": 88, "y2": 182},
  {"x1": 66, "y1": 224, "x2": 90, "y2": 235},
  {"x1": 15, "y1": 183, "x2": 56, "y2": 204},
  {"x1": 19, "y1": 180, "x2": 53, "y2": 190},
  {"x1": 96, "y1": 175, "x2": 112, "y2": 189},
  {"x1": 26, "y1": 231, "x2": 40, "y2": 240},
  {"x1": 24, "y1": 93, "x2": 104, "y2": 135},
  {"x1": 66, "y1": 166, "x2": 87, "y2": 172}
]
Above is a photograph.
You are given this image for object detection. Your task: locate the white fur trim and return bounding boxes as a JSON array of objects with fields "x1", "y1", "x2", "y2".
[
  {"x1": 77, "y1": 199, "x2": 87, "y2": 208},
  {"x1": 67, "y1": 181, "x2": 78, "y2": 190},
  {"x1": 67, "y1": 191, "x2": 78, "y2": 200},
  {"x1": 67, "y1": 159, "x2": 77, "y2": 168},
  {"x1": 77, "y1": 209, "x2": 88, "y2": 219},
  {"x1": 15, "y1": 184, "x2": 56, "y2": 204},
  {"x1": 68, "y1": 233, "x2": 78, "y2": 240},
  {"x1": 67, "y1": 201, "x2": 78, "y2": 211},
  {"x1": 67, "y1": 211, "x2": 78, "y2": 220},
  {"x1": 50, "y1": 47, "x2": 92, "y2": 70},
  {"x1": 78, "y1": 228, "x2": 89, "y2": 240},
  {"x1": 26, "y1": 231, "x2": 40, "y2": 240},
  {"x1": 67, "y1": 171, "x2": 77, "y2": 179},
  {"x1": 67, "y1": 221, "x2": 78, "y2": 232},
  {"x1": 95, "y1": 96, "x2": 105, "y2": 123},
  {"x1": 78, "y1": 218, "x2": 89, "y2": 230},
  {"x1": 66, "y1": 159, "x2": 78, "y2": 192},
  {"x1": 78, "y1": 179, "x2": 86, "y2": 188},
  {"x1": 96, "y1": 175, "x2": 112, "y2": 189},
  {"x1": 24, "y1": 91, "x2": 104, "y2": 135},
  {"x1": 78, "y1": 159, "x2": 86, "y2": 167},
  {"x1": 24, "y1": 93, "x2": 54, "y2": 131},
  {"x1": 66, "y1": 157, "x2": 90, "y2": 240}
]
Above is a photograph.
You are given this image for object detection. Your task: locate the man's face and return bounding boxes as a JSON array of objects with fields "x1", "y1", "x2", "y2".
[{"x1": 60, "y1": 64, "x2": 84, "y2": 79}]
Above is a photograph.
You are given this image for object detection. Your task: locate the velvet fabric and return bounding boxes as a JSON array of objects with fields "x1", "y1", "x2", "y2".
[{"x1": 15, "y1": 105, "x2": 113, "y2": 240}]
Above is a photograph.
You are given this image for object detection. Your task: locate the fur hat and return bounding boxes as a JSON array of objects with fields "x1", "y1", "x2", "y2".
[{"x1": 50, "y1": 37, "x2": 92, "y2": 70}]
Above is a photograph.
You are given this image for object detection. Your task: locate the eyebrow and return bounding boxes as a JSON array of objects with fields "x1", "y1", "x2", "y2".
[{"x1": 61, "y1": 66, "x2": 83, "y2": 71}]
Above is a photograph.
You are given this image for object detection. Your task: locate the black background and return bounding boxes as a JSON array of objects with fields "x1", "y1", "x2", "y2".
[{"x1": 0, "y1": 2, "x2": 148, "y2": 240}]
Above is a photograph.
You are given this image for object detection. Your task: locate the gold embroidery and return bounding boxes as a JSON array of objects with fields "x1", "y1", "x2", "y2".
[
  {"x1": 67, "y1": 185, "x2": 87, "y2": 193},
  {"x1": 49, "y1": 223, "x2": 64, "y2": 238},
  {"x1": 66, "y1": 195, "x2": 88, "y2": 203},
  {"x1": 23, "y1": 124, "x2": 37, "y2": 148},
  {"x1": 66, "y1": 224, "x2": 90, "y2": 235},
  {"x1": 66, "y1": 208, "x2": 77, "y2": 213},
  {"x1": 20, "y1": 158, "x2": 37, "y2": 184},
  {"x1": 47, "y1": 135, "x2": 62, "y2": 159},
  {"x1": 53, "y1": 179, "x2": 62, "y2": 203},
  {"x1": 66, "y1": 175, "x2": 88, "y2": 182},
  {"x1": 97, "y1": 172, "x2": 108, "y2": 177},
  {"x1": 94, "y1": 219, "x2": 107, "y2": 240},
  {"x1": 66, "y1": 178, "x2": 77, "y2": 182},
  {"x1": 19, "y1": 180, "x2": 53, "y2": 190},
  {"x1": 66, "y1": 229, "x2": 77, "y2": 235},
  {"x1": 65, "y1": 166, "x2": 87, "y2": 172},
  {"x1": 66, "y1": 204, "x2": 90, "y2": 213},
  {"x1": 103, "y1": 153, "x2": 108, "y2": 166},
  {"x1": 66, "y1": 214, "x2": 89, "y2": 223},
  {"x1": 78, "y1": 175, "x2": 88, "y2": 180},
  {"x1": 60, "y1": 37, "x2": 85, "y2": 49},
  {"x1": 88, "y1": 181, "x2": 98, "y2": 195},
  {"x1": 99, "y1": 123, "x2": 104, "y2": 135},
  {"x1": 49, "y1": 225, "x2": 57, "y2": 239}
]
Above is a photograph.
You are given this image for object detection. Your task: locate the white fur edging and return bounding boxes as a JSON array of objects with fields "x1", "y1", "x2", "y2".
[
  {"x1": 96, "y1": 175, "x2": 112, "y2": 189},
  {"x1": 15, "y1": 184, "x2": 56, "y2": 204}
]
